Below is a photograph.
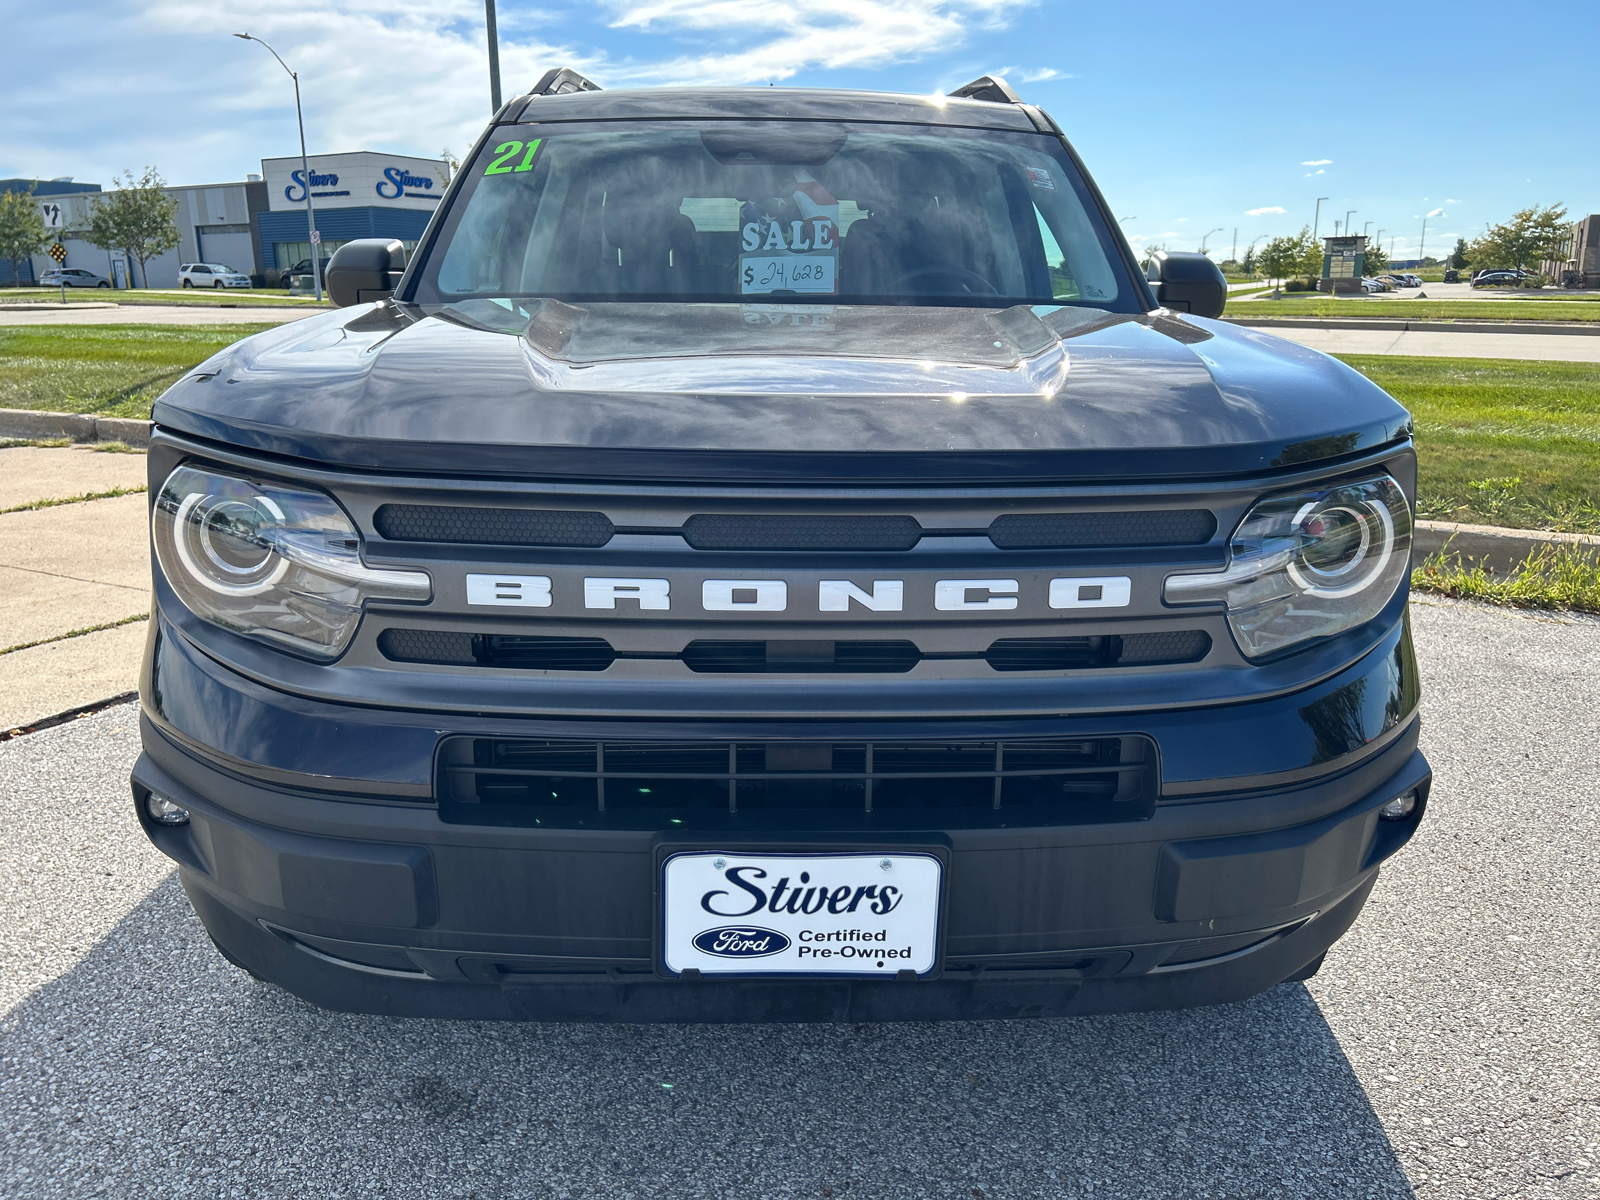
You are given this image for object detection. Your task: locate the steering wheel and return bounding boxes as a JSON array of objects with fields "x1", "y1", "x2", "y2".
[{"x1": 885, "y1": 264, "x2": 1000, "y2": 296}]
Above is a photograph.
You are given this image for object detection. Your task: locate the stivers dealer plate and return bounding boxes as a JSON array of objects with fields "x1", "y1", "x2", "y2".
[{"x1": 660, "y1": 852, "x2": 943, "y2": 978}]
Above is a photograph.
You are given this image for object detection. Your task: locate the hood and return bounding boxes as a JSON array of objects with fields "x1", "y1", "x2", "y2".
[{"x1": 152, "y1": 300, "x2": 1411, "y2": 484}]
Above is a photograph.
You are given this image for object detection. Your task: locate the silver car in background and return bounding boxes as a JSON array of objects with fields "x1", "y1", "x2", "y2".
[{"x1": 38, "y1": 267, "x2": 111, "y2": 288}]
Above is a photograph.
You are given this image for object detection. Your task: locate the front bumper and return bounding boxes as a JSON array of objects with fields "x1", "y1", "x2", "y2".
[{"x1": 133, "y1": 613, "x2": 1430, "y2": 1022}]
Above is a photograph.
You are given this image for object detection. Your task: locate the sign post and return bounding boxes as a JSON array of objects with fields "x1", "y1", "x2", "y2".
[{"x1": 48, "y1": 241, "x2": 68, "y2": 302}]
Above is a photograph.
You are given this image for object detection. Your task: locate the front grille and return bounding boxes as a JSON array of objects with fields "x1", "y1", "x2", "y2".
[
  {"x1": 373, "y1": 504, "x2": 614, "y2": 547},
  {"x1": 380, "y1": 629, "x2": 1212, "y2": 673},
  {"x1": 987, "y1": 509, "x2": 1215, "y2": 549},
  {"x1": 366, "y1": 504, "x2": 1215, "y2": 551},
  {"x1": 436, "y1": 734, "x2": 1157, "y2": 829},
  {"x1": 682, "y1": 514, "x2": 923, "y2": 551}
]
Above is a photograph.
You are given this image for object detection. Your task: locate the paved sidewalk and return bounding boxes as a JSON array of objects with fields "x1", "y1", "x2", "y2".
[
  {"x1": 0, "y1": 446, "x2": 150, "y2": 730},
  {"x1": 1239, "y1": 323, "x2": 1600, "y2": 362},
  {"x1": 0, "y1": 304, "x2": 317, "y2": 327}
]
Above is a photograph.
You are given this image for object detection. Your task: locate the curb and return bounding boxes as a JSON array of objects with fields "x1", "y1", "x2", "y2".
[
  {"x1": 0, "y1": 301, "x2": 120, "y2": 311},
  {"x1": 0, "y1": 407, "x2": 152, "y2": 447},
  {"x1": 1223, "y1": 316, "x2": 1600, "y2": 336},
  {"x1": 1415, "y1": 520, "x2": 1600, "y2": 575}
]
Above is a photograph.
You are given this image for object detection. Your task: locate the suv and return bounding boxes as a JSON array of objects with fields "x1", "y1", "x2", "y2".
[
  {"x1": 179, "y1": 263, "x2": 252, "y2": 289},
  {"x1": 133, "y1": 72, "x2": 1429, "y2": 1023},
  {"x1": 38, "y1": 267, "x2": 111, "y2": 288}
]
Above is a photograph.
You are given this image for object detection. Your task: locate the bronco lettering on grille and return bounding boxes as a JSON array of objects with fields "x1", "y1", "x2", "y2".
[{"x1": 463, "y1": 576, "x2": 1132, "y2": 612}]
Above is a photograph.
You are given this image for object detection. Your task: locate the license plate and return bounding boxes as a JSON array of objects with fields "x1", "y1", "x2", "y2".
[{"x1": 660, "y1": 852, "x2": 943, "y2": 977}]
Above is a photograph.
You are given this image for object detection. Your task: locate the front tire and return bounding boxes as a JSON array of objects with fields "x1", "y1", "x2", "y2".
[
  {"x1": 214, "y1": 280, "x2": 224, "y2": 289},
  {"x1": 97, "y1": 281, "x2": 110, "y2": 288}
]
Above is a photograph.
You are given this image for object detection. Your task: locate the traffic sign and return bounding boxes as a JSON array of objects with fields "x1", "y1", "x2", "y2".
[
  {"x1": 40, "y1": 201, "x2": 64, "y2": 228},
  {"x1": 48, "y1": 243, "x2": 67, "y2": 263},
  {"x1": 309, "y1": 230, "x2": 321, "y2": 245}
]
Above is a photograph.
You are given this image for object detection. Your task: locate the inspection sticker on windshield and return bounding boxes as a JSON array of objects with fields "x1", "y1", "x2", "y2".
[
  {"x1": 1025, "y1": 166, "x2": 1055, "y2": 190},
  {"x1": 661, "y1": 852, "x2": 943, "y2": 977}
]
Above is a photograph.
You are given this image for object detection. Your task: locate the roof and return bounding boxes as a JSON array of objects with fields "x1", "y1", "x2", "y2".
[
  {"x1": 0, "y1": 179, "x2": 102, "y2": 196},
  {"x1": 508, "y1": 87, "x2": 1045, "y2": 133}
]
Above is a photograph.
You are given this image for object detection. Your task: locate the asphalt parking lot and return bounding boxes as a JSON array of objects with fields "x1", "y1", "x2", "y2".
[{"x1": 2, "y1": 598, "x2": 1597, "y2": 1200}]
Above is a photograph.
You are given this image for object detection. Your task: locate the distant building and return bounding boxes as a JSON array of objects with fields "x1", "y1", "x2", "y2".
[
  {"x1": 4, "y1": 150, "x2": 447, "y2": 287},
  {"x1": 1545, "y1": 214, "x2": 1600, "y2": 285}
]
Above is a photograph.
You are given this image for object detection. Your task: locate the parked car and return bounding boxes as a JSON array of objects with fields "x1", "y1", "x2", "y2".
[
  {"x1": 179, "y1": 263, "x2": 252, "y2": 289},
  {"x1": 1471, "y1": 271, "x2": 1521, "y2": 288},
  {"x1": 135, "y1": 69, "x2": 1429, "y2": 1024},
  {"x1": 38, "y1": 267, "x2": 110, "y2": 288},
  {"x1": 1442, "y1": 270, "x2": 1459, "y2": 283},
  {"x1": 1360, "y1": 277, "x2": 1387, "y2": 293}
]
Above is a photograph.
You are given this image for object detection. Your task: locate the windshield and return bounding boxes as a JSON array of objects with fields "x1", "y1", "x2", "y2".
[{"x1": 411, "y1": 120, "x2": 1135, "y2": 310}]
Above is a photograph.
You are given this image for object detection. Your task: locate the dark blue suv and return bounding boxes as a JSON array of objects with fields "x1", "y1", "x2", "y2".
[{"x1": 131, "y1": 72, "x2": 1429, "y2": 1021}]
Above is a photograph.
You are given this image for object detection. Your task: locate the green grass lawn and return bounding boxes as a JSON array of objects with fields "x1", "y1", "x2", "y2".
[
  {"x1": 1338, "y1": 355, "x2": 1600, "y2": 533},
  {"x1": 0, "y1": 324, "x2": 277, "y2": 418},
  {"x1": 1226, "y1": 296, "x2": 1600, "y2": 322}
]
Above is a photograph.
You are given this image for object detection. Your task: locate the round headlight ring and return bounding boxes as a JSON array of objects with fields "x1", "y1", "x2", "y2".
[
  {"x1": 1286, "y1": 492, "x2": 1395, "y2": 600},
  {"x1": 172, "y1": 490, "x2": 291, "y2": 597}
]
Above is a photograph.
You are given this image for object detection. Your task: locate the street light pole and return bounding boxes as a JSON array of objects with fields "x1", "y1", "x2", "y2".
[
  {"x1": 1363, "y1": 221, "x2": 1373, "y2": 237},
  {"x1": 1200, "y1": 227, "x2": 1224, "y2": 254},
  {"x1": 485, "y1": 0, "x2": 503, "y2": 112},
  {"x1": 1313, "y1": 197, "x2": 1329, "y2": 241},
  {"x1": 1419, "y1": 217, "x2": 1429, "y2": 269},
  {"x1": 235, "y1": 33, "x2": 322, "y2": 303},
  {"x1": 1344, "y1": 209, "x2": 1356, "y2": 238}
]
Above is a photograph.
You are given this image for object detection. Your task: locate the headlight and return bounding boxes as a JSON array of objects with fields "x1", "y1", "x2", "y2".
[
  {"x1": 153, "y1": 465, "x2": 430, "y2": 659},
  {"x1": 1163, "y1": 473, "x2": 1411, "y2": 659}
]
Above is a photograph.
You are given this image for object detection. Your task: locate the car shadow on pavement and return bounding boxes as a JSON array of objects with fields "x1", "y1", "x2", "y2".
[{"x1": 2, "y1": 873, "x2": 1416, "y2": 1200}]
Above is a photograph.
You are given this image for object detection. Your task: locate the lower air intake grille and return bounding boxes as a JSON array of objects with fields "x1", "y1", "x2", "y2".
[
  {"x1": 379, "y1": 630, "x2": 1211, "y2": 672},
  {"x1": 987, "y1": 510, "x2": 1215, "y2": 549},
  {"x1": 373, "y1": 504, "x2": 614, "y2": 547},
  {"x1": 436, "y1": 734, "x2": 1158, "y2": 830}
]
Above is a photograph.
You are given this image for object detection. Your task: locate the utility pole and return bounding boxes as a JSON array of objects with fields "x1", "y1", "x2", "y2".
[
  {"x1": 1419, "y1": 216, "x2": 1429, "y2": 268},
  {"x1": 1313, "y1": 197, "x2": 1329, "y2": 241},
  {"x1": 235, "y1": 33, "x2": 322, "y2": 303},
  {"x1": 1231, "y1": 227, "x2": 1237, "y2": 262},
  {"x1": 486, "y1": 0, "x2": 503, "y2": 112}
]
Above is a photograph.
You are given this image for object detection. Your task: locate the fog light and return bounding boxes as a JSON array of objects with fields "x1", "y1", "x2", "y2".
[
  {"x1": 146, "y1": 793, "x2": 190, "y2": 826},
  {"x1": 1378, "y1": 790, "x2": 1418, "y2": 821}
]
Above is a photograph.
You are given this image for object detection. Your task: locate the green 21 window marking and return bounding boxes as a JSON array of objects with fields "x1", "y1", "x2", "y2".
[{"x1": 484, "y1": 139, "x2": 543, "y2": 176}]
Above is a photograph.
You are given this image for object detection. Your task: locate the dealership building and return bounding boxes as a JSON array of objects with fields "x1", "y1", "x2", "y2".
[{"x1": 2, "y1": 151, "x2": 447, "y2": 287}]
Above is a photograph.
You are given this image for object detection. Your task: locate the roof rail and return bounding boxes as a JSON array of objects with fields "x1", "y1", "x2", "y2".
[
  {"x1": 528, "y1": 67, "x2": 602, "y2": 97},
  {"x1": 947, "y1": 75, "x2": 1022, "y2": 105}
]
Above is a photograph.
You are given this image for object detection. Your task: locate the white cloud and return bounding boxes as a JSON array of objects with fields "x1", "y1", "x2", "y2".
[
  {"x1": 1301, "y1": 159, "x2": 1331, "y2": 166},
  {"x1": 606, "y1": 0, "x2": 1033, "y2": 85},
  {"x1": 1445, "y1": 198, "x2": 1462, "y2": 204},
  {"x1": 1426, "y1": 208, "x2": 1445, "y2": 217},
  {"x1": 1303, "y1": 169, "x2": 1325, "y2": 177},
  {"x1": 1157, "y1": 231, "x2": 1181, "y2": 238},
  {"x1": 1020, "y1": 67, "x2": 1064, "y2": 82},
  {"x1": 1245, "y1": 206, "x2": 1285, "y2": 216}
]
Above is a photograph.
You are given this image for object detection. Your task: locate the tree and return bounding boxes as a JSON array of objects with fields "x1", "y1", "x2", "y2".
[
  {"x1": 1449, "y1": 237, "x2": 1470, "y2": 270},
  {"x1": 1241, "y1": 244, "x2": 1257, "y2": 277},
  {"x1": 0, "y1": 186, "x2": 51, "y2": 287},
  {"x1": 1469, "y1": 203, "x2": 1568, "y2": 272},
  {"x1": 1362, "y1": 237, "x2": 1389, "y2": 277},
  {"x1": 1258, "y1": 226, "x2": 1319, "y2": 285},
  {"x1": 85, "y1": 168, "x2": 180, "y2": 288}
]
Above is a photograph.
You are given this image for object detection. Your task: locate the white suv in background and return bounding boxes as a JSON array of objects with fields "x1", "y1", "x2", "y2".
[{"x1": 179, "y1": 263, "x2": 252, "y2": 289}]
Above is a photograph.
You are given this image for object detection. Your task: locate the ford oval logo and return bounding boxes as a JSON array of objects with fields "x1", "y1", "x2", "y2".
[{"x1": 692, "y1": 926, "x2": 791, "y2": 958}]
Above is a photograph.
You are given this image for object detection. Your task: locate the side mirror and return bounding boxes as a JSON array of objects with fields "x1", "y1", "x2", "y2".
[
  {"x1": 1145, "y1": 250, "x2": 1227, "y2": 319},
  {"x1": 326, "y1": 239, "x2": 406, "y2": 307}
]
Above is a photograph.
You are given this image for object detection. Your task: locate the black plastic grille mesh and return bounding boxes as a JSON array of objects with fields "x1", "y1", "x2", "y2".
[
  {"x1": 379, "y1": 630, "x2": 1210, "y2": 672},
  {"x1": 987, "y1": 510, "x2": 1216, "y2": 549},
  {"x1": 682, "y1": 514, "x2": 924, "y2": 551},
  {"x1": 373, "y1": 504, "x2": 614, "y2": 547}
]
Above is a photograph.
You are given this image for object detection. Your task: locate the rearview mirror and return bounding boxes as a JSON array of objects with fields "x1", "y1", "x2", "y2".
[
  {"x1": 326, "y1": 239, "x2": 406, "y2": 308},
  {"x1": 1145, "y1": 251, "x2": 1226, "y2": 319}
]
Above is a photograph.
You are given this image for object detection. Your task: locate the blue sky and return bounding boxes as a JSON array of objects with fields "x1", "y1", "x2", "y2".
[{"x1": 3, "y1": 0, "x2": 1595, "y2": 261}]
